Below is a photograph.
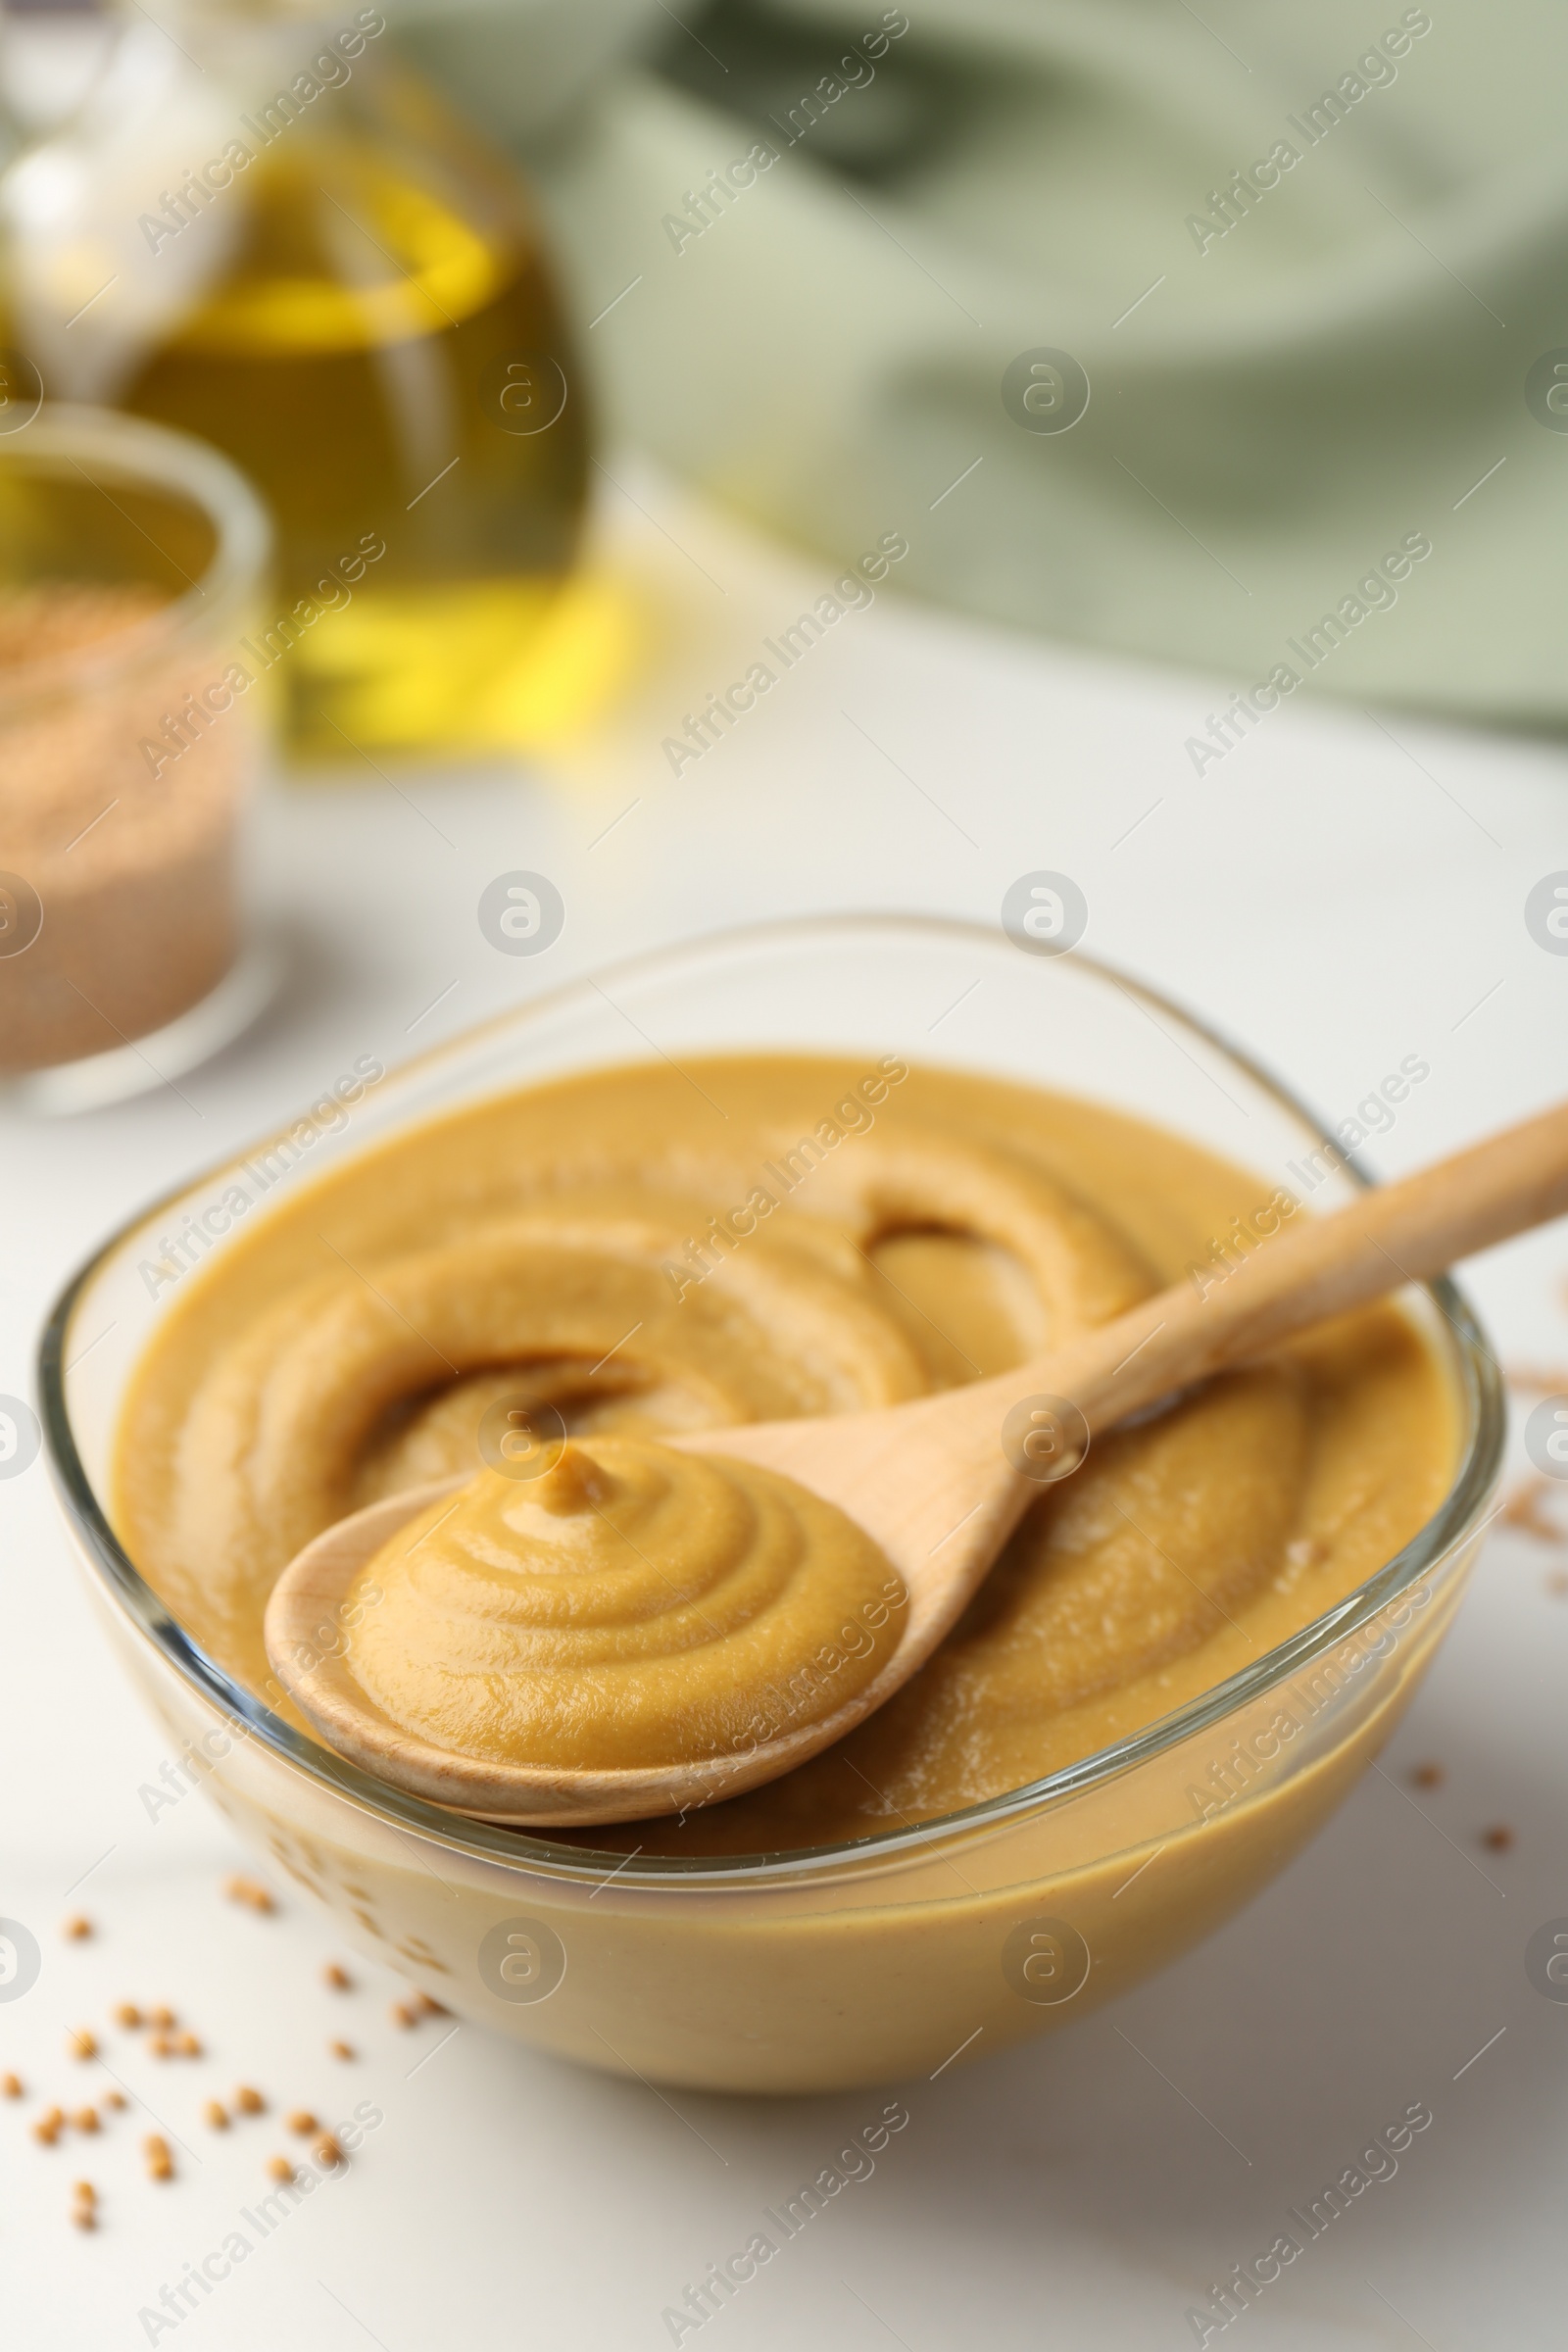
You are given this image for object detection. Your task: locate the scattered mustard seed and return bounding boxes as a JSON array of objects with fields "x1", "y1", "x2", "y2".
[
  {"x1": 103, "y1": 2090, "x2": 126, "y2": 2111},
  {"x1": 1, "y1": 2071, "x2": 22, "y2": 2098},
  {"x1": 314, "y1": 2133, "x2": 343, "y2": 2168},
  {"x1": 143, "y1": 2135, "x2": 173, "y2": 2182},
  {"x1": 71, "y1": 2204, "x2": 97, "y2": 2230},
  {"x1": 33, "y1": 2107, "x2": 65, "y2": 2145},
  {"x1": 265, "y1": 2155, "x2": 294, "y2": 2183},
  {"x1": 328, "y1": 2040, "x2": 355, "y2": 2061},
  {"x1": 233, "y1": 2085, "x2": 265, "y2": 2115},
  {"x1": 389, "y1": 2002, "x2": 416, "y2": 2029},
  {"x1": 1411, "y1": 1762, "x2": 1444, "y2": 1789},
  {"x1": 74, "y1": 2108, "x2": 99, "y2": 2134},
  {"x1": 113, "y1": 2003, "x2": 141, "y2": 2030},
  {"x1": 1483, "y1": 1825, "x2": 1515, "y2": 1851},
  {"x1": 63, "y1": 1916, "x2": 92, "y2": 1941},
  {"x1": 72, "y1": 2180, "x2": 95, "y2": 2205},
  {"x1": 285, "y1": 2110, "x2": 318, "y2": 2135},
  {"x1": 204, "y1": 2101, "x2": 228, "y2": 2131},
  {"x1": 173, "y1": 2032, "x2": 202, "y2": 2058},
  {"x1": 145, "y1": 2006, "x2": 174, "y2": 2031},
  {"x1": 322, "y1": 1962, "x2": 352, "y2": 1991},
  {"x1": 67, "y1": 2029, "x2": 97, "y2": 2061},
  {"x1": 223, "y1": 1876, "x2": 275, "y2": 1914}
]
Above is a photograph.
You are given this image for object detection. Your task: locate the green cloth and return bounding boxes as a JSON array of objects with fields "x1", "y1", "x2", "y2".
[{"x1": 399, "y1": 0, "x2": 1568, "y2": 729}]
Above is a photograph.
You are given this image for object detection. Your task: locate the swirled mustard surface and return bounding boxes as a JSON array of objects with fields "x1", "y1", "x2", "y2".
[
  {"x1": 346, "y1": 1439, "x2": 902, "y2": 1769},
  {"x1": 113, "y1": 1054, "x2": 1457, "y2": 1852}
]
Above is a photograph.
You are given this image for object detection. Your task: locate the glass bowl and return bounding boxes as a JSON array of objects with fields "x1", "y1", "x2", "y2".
[{"x1": 39, "y1": 916, "x2": 1503, "y2": 2094}]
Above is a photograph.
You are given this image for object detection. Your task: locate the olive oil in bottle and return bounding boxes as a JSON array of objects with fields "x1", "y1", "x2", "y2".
[{"x1": 0, "y1": 1, "x2": 589, "y2": 760}]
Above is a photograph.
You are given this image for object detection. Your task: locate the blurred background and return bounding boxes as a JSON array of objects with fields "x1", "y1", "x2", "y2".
[
  {"x1": 416, "y1": 0, "x2": 1567, "y2": 728},
  {"x1": 5, "y1": 0, "x2": 1566, "y2": 748},
  {"x1": 5, "y1": 0, "x2": 1565, "y2": 1092},
  {"x1": 3, "y1": 0, "x2": 1568, "y2": 1091}
]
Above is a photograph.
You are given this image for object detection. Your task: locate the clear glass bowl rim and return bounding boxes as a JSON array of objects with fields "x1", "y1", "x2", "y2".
[
  {"x1": 0, "y1": 403, "x2": 270, "y2": 719},
  {"x1": 37, "y1": 912, "x2": 1505, "y2": 1888}
]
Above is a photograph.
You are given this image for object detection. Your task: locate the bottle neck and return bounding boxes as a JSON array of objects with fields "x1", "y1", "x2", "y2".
[
  {"x1": 108, "y1": 0, "x2": 390, "y2": 82},
  {"x1": 120, "y1": 0, "x2": 377, "y2": 28}
]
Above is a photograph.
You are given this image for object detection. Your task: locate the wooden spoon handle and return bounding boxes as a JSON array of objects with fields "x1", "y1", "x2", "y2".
[{"x1": 985, "y1": 1096, "x2": 1568, "y2": 1440}]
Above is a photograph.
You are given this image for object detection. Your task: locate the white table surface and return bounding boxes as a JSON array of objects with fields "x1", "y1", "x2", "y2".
[{"x1": 3, "y1": 465, "x2": 1566, "y2": 2351}]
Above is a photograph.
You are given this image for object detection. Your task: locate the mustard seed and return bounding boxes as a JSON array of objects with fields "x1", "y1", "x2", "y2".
[{"x1": 223, "y1": 1876, "x2": 275, "y2": 1913}]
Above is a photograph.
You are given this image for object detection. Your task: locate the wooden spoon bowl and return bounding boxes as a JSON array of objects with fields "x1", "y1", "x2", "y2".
[{"x1": 264, "y1": 1467, "x2": 984, "y2": 1825}]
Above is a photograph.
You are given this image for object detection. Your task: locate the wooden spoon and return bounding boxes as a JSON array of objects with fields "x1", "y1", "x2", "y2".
[{"x1": 265, "y1": 1098, "x2": 1568, "y2": 1826}]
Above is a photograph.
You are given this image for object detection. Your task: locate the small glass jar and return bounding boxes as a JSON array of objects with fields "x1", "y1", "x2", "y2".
[{"x1": 0, "y1": 404, "x2": 271, "y2": 1104}]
